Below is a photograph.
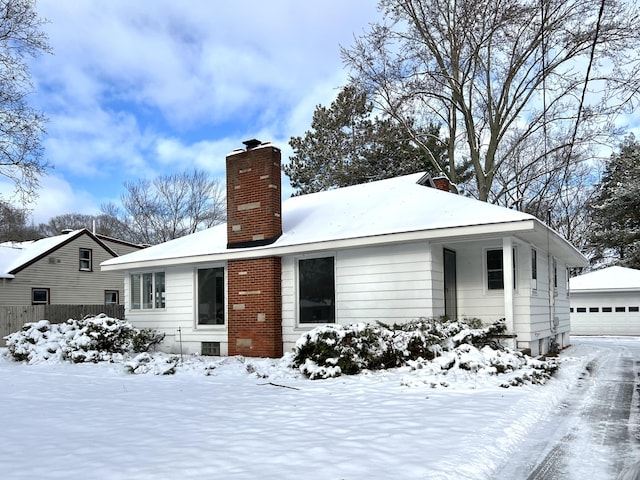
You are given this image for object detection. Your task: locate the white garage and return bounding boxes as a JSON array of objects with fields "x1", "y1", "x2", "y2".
[{"x1": 569, "y1": 266, "x2": 640, "y2": 335}]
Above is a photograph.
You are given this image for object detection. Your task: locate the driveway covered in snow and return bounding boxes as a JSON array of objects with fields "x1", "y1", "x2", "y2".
[{"x1": 494, "y1": 336, "x2": 640, "y2": 480}]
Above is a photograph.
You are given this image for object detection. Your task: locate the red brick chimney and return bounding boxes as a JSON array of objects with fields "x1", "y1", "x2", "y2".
[
  {"x1": 226, "y1": 140, "x2": 283, "y2": 358},
  {"x1": 226, "y1": 139, "x2": 282, "y2": 248},
  {"x1": 432, "y1": 176, "x2": 451, "y2": 192}
]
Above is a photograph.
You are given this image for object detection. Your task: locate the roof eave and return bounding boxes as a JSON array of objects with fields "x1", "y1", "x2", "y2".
[{"x1": 102, "y1": 219, "x2": 546, "y2": 271}]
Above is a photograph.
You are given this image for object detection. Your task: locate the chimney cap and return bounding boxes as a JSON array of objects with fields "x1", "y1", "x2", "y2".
[{"x1": 243, "y1": 139, "x2": 262, "y2": 150}]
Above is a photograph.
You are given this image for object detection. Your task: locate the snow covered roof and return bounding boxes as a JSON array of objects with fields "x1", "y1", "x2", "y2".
[
  {"x1": 0, "y1": 229, "x2": 117, "y2": 278},
  {"x1": 569, "y1": 266, "x2": 640, "y2": 292},
  {"x1": 102, "y1": 173, "x2": 588, "y2": 270}
]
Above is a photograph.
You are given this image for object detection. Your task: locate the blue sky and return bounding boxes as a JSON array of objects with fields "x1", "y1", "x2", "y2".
[{"x1": 4, "y1": 1, "x2": 382, "y2": 225}]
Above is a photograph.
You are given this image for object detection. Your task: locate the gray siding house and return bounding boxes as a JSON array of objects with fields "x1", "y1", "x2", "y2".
[{"x1": 1, "y1": 229, "x2": 142, "y2": 307}]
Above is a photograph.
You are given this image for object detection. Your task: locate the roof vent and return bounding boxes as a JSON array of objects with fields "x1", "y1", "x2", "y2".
[
  {"x1": 243, "y1": 139, "x2": 262, "y2": 150},
  {"x1": 61, "y1": 229, "x2": 73, "y2": 234}
]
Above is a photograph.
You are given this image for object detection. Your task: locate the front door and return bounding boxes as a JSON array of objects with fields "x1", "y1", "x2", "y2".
[{"x1": 443, "y1": 248, "x2": 457, "y2": 320}]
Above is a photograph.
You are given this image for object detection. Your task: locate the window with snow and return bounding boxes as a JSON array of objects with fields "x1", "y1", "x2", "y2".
[
  {"x1": 298, "y1": 256, "x2": 335, "y2": 324},
  {"x1": 130, "y1": 272, "x2": 165, "y2": 310},
  {"x1": 79, "y1": 248, "x2": 92, "y2": 271},
  {"x1": 197, "y1": 267, "x2": 225, "y2": 325}
]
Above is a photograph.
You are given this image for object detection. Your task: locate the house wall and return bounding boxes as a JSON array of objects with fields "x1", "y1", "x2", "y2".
[
  {"x1": 123, "y1": 263, "x2": 231, "y2": 356},
  {"x1": 570, "y1": 291, "x2": 640, "y2": 335},
  {"x1": 434, "y1": 237, "x2": 570, "y2": 356},
  {"x1": 0, "y1": 235, "x2": 126, "y2": 307},
  {"x1": 281, "y1": 241, "x2": 436, "y2": 353}
]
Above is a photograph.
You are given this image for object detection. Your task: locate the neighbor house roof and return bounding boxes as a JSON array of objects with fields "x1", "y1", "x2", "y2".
[
  {"x1": 102, "y1": 173, "x2": 588, "y2": 271},
  {"x1": 569, "y1": 266, "x2": 640, "y2": 293},
  {"x1": 0, "y1": 229, "x2": 117, "y2": 279}
]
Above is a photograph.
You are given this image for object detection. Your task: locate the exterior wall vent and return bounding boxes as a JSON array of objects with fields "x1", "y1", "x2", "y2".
[{"x1": 201, "y1": 341, "x2": 220, "y2": 356}]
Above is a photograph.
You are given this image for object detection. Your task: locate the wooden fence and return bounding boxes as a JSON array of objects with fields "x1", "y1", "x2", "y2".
[{"x1": 0, "y1": 304, "x2": 125, "y2": 344}]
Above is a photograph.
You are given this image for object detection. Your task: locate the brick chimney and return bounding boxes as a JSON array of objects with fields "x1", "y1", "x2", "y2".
[
  {"x1": 432, "y1": 176, "x2": 451, "y2": 192},
  {"x1": 226, "y1": 140, "x2": 283, "y2": 358},
  {"x1": 226, "y1": 139, "x2": 282, "y2": 248}
]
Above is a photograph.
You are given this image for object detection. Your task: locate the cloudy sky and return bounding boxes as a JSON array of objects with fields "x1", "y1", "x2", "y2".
[{"x1": 5, "y1": 1, "x2": 382, "y2": 225}]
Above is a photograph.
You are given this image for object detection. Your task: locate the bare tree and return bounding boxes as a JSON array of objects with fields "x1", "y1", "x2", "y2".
[
  {"x1": 103, "y1": 169, "x2": 226, "y2": 245},
  {"x1": 37, "y1": 212, "x2": 131, "y2": 240},
  {"x1": 0, "y1": 0, "x2": 52, "y2": 202},
  {"x1": 342, "y1": 0, "x2": 640, "y2": 202},
  {"x1": 0, "y1": 199, "x2": 39, "y2": 241}
]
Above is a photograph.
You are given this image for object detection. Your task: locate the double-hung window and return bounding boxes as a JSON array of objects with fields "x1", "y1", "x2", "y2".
[
  {"x1": 531, "y1": 248, "x2": 538, "y2": 290},
  {"x1": 486, "y1": 248, "x2": 516, "y2": 290},
  {"x1": 197, "y1": 267, "x2": 225, "y2": 325},
  {"x1": 79, "y1": 248, "x2": 92, "y2": 271},
  {"x1": 130, "y1": 272, "x2": 165, "y2": 310},
  {"x1": 299, "y1": 256, "x2": 335, "y2": 324}
]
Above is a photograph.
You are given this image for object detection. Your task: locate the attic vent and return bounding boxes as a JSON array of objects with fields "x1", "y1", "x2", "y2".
[
  {"x1": 201, "y1": 342, "x2": 220, "y2": 356},
  {"x1": 48, "y1": 257, "x2": 61, "y2": 264}
]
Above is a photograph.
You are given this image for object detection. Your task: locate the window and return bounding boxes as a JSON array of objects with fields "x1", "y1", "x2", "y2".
[
  {"x1": 32, "y1": 288, "x2": 50, "y2": 305},
  {"x1": 299, "y1": 256, "x2": 335, "y2": 324},
  {"x1": 105, "y1": 290, "x2": 119, "y2": 305},
  {"x1": 553, "y1": 258, "x2": 558, "y2": 289},
  {"x1": 615, "y1": 306, "x2": 626, "y2": 313},
  {"x1": 629, "y1": 306, "x2": 639, "y2": 312},
  {"x1": 602, "y1": 307, "x2": 612, "y2": 312},
  {"x1": 576, "y1": 307, "x2": 587, "y2": 313},
  {"x1": 589, "y1": 307, "x2": 599, "y2": 313},
  {"x1": 201, "y1": 342, "x2": 221, "y2": 356},
  {"x1": 486, "y1": 248, "x2": 516, "y2": 290},
  {"x1": 130, "y1": 272, "x2": 165, "y2": 310},
  {"x1": 197, "y1": 267, "x2": 225, "y2": 325},
  {"x1": 79, "y1": 248, "x2": 92, "y2": 271},
  {"x1": 531, "y1": 248, "x2": 537, "y2": 289}
]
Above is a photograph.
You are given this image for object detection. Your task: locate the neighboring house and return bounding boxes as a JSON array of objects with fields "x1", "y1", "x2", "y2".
[
  {"x1": 102, "y1": 140, "x2": 588, "y2": 358},
  {"x1": 569, "y1": 266, "x2": 640, "y2": 336},
  {"x1": 0, "y1": 229, "x2": 143, "y2": 307}
]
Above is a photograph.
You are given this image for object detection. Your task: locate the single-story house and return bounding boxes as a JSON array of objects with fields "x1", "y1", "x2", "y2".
[
  {"x1": 569, "y1": 266, "x2": 640, "y2": 335},
  {"x1": 1, "y1": 228, "x2": 143, "y2": 306},
  {"x1": 102, "y1": 139, "x2": 588, "y2": 358}
]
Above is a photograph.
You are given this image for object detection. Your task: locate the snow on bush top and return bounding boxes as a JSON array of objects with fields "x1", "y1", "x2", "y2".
[{"x1": 3, "y1": 314, "x2": 164, "y2": 364}]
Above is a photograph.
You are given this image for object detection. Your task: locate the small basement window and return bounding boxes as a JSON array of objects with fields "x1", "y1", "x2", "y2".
[{"x1": 201, "y1": 342, "x2": 220, "y2": 356}]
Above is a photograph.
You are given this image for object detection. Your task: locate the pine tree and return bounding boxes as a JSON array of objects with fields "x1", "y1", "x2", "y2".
[
  {"x1": 588, "y1": 134, "x2": 640, "y2": 268},
  {"x1": 284, "y1": 85, "x2": 455, "y2": 195}
]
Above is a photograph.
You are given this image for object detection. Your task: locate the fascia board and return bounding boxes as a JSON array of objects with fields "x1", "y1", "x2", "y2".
[{"x1": 102, "y1": 220, "x2": 538, "y2": 271}]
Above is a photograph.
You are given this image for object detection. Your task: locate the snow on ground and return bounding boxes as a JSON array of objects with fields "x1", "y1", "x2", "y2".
[{"x1": 0, "y1": 340, "x2": 617, "y2": 480}]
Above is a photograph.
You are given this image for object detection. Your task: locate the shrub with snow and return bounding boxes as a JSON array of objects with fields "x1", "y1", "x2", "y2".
[
  {"x1": 3, "y1": 314, "x2": 165, "y2": 364},
  {"x1": 291, "y1": 318, "x2": 557, "y2": 386}
]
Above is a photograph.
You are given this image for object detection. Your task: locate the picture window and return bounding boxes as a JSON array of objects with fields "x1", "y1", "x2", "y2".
[
  {"x1": 130, "y1": 272, "x2": 165, "y2": 310},
  {"x1": 299, "y1": 256, "x2": 335, "y2": 324},
  {"x1": 197, "y1": 267, "x2": 225, "y2": 325}
]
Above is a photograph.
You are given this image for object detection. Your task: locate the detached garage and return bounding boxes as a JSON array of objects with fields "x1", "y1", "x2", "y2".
[{"x1": 569, "y1": 266, "x2": 640, "y2": 335}]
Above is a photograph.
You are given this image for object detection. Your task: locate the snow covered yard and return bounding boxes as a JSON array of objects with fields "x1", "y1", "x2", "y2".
[{"x1": 0, "y1": 341, "x2": 605, "y2": 480}]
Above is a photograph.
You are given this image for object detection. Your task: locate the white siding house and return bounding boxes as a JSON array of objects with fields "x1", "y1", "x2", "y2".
[
  {"x1": 102, "y1": 141, "x2": 588, "y2": 358},
  {"x1": 569, "y1": 266, "x2": 640, "y2": 336}
]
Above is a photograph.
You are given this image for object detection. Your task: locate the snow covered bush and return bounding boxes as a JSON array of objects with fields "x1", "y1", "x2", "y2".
[
  {"x1": 4, "y1": 314, "x2": 165, "y2": 364},
  {"x1": 291, "y1": 317, "x2": 557, "y2": 385}
]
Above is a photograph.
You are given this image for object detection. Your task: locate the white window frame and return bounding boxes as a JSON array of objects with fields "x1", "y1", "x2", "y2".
[
  {"x1": 531, "y1": 248, "x2": 538, "y2": 291},
  {"x1": 79, "y1": 248, "x2": 92, "y2": 271},
  {"x1": 130, "y1": 271, "x2": 165, "y2": 310},
  {"x1": 32, "y1": 288, "x2": 50, "y2": 305},
  {"x1": 296, "y1": 253, "x2": 336, "y2": 326},
  {"x1": 485, "y1": 247, "x2": 517, "y2": 292}
]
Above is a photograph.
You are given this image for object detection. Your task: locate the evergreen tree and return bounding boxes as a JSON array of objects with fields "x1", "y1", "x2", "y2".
[
  {"x1": 588, "y1": 134, "x2": 640, "y2": 268},
  {"x1": 284, "y1": 85, "x2": 456, "y2": 195}
]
